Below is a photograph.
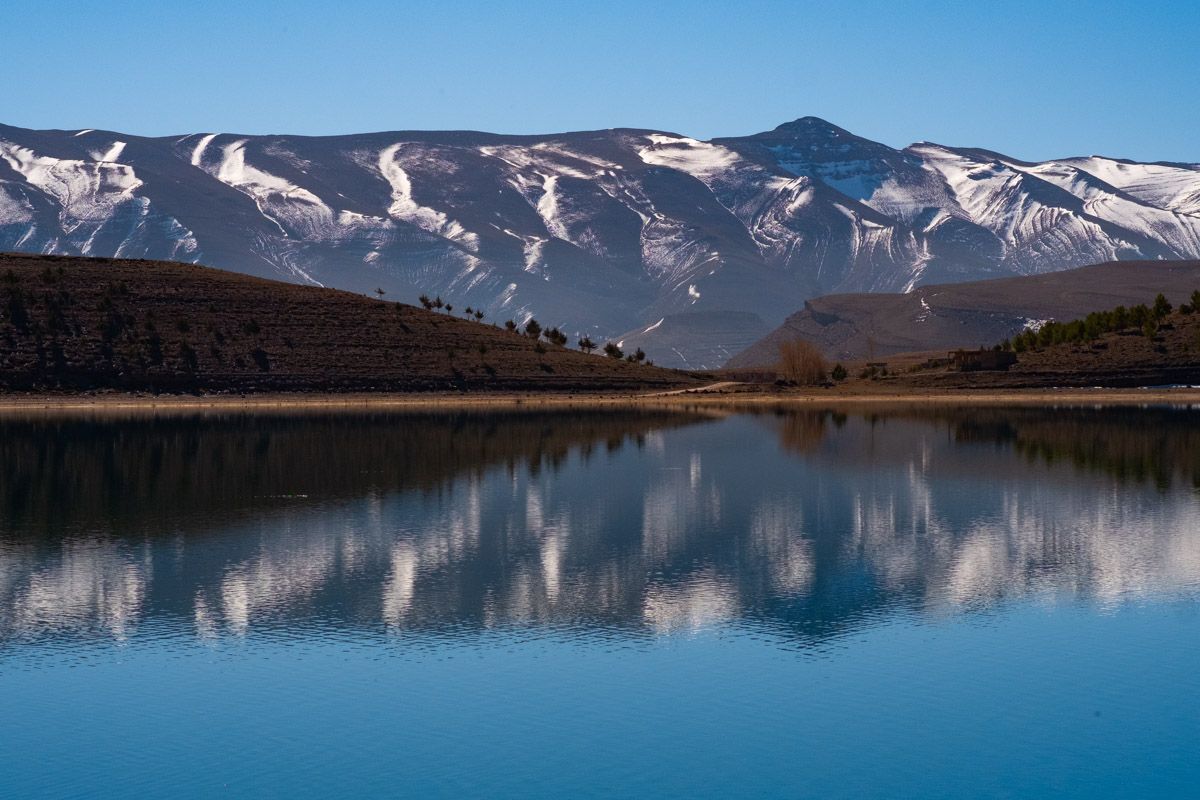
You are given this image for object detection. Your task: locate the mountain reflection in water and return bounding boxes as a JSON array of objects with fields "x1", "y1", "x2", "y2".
[{"x1": 1, "y1": 405, "x2": 1198, "y2": 649}]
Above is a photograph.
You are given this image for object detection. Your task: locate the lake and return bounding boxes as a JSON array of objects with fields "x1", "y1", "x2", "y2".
[{"x1": 1, "y1": 404, "x2": 1198, "y2": 798}]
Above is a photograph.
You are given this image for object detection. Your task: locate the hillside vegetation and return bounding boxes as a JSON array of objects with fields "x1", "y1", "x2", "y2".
[
  {"x1": 885, "y1": 292, "x2": 1200, "y2": 389},
  {"x1": 0, "y1": 253, "x2": 696, "y2": 393}
]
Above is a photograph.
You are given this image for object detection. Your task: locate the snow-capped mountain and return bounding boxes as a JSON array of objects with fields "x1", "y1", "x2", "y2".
[{"x1": 3, "y1": 117, "x2": 1199, "y2": 368}]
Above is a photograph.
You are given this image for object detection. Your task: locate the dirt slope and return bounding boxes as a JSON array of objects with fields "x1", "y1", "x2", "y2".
[{"x1": 0, "y1": 253, "x2": 696, "y2": 393}]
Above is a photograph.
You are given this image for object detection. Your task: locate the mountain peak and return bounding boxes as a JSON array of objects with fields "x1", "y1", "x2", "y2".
[
  {"x1": 736, "y1": 117, "x2": 895, "y2": 155},
  {"x1": 770, "y1": 116, "x2": 852, "y2": 138}
]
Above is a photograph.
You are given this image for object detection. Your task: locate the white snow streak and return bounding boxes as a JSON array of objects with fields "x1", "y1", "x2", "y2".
[
  {"x1": 638, "y1": 134, "x2": 740, "y2": 180},
  {"x1": 378, "y1": 143, "x2": 478, "y2": 251},
  {"x1": 642, "y1": 317, "x2": 665, "y2": 334},
  {"x1": 95, "y1": 142, "x2": 126, "y2": 163},
  {"x1": 190, "y1": 134, "x2": 218, "y2": 167},
  {"x1": 216, "y1": 140, "x2": 324, "y2": 206},
  {"x1": 536, "y1": 174, "x2": 570, "y2": 240}
]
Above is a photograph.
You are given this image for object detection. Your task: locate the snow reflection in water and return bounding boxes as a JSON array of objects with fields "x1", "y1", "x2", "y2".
[{"x1": 1, "y1": 406, "x2": 1198, "y2": 646}]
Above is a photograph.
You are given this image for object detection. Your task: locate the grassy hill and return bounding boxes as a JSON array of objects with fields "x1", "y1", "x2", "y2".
[{"x1": 0, "y1": 253, "x2": 697, "y2": 393}]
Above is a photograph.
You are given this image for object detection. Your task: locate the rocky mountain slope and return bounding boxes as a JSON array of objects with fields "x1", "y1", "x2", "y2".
[
  {"x1": 726, "y1": 260, "x2": 1200, "y2": 366},
  {"x1": 3, "y1": 117, "x2": 1199, "y2": 368},
  {"x1": 0, "y1": 253, "x2": 693, "y2": 392}
]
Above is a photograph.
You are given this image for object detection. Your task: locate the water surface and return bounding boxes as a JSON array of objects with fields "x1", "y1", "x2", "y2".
[{"x1": 1, "y1": 405, "x2": 1198, "y2": 798}]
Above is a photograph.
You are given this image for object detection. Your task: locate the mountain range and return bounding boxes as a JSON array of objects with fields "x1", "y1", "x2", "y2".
[{"x1": 3, "y1": 117, "x2": 1199, "y2": 367}]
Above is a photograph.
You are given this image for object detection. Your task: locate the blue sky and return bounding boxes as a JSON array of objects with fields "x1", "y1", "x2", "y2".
[{"x1": 8, "y1": 0, "x2": 1198, "y2": 162}]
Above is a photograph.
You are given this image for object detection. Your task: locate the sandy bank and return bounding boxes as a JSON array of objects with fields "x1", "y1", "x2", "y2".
[{"x1": 2, "y1": 385, "x2": 1199, "y2": 415}]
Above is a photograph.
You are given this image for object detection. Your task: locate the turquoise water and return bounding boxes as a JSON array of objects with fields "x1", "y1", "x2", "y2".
[{"x1": 1, "y1": 406, "x2": 1198, "y2": 798}]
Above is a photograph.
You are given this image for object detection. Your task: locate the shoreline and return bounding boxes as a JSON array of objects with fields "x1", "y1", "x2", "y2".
[{"x1": 2, "y1": 386, "x2": 1199, "y2": 414}]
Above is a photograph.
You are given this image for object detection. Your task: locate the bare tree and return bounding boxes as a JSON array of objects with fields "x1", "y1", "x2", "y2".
[
  {"x1": 374, "y1": 287, "x2": 386, "y2": 301},
  {"x1": 778, "y1": 338, "x2": 827, "y2": 385}
]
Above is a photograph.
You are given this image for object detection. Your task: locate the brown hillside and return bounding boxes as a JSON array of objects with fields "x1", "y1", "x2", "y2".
[
  {"x1": 727, "y1": 260, "x2": 1200, "y2": 368},
  {"x1": 863, "y1": 307, "x2": 1200, "y2": 390},
  {"x1": 0, "y1": 253, "x2": 697, "y2": 393}
]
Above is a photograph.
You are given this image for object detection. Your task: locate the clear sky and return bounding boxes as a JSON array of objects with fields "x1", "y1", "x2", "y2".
[{"x1": 7, "y1": 0, "x2": 1198, "y2": 162}]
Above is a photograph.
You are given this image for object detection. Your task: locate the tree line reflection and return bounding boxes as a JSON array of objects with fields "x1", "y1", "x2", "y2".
[{"x1": 1, "y1": 405, "x2": 1198, "y2": 648}]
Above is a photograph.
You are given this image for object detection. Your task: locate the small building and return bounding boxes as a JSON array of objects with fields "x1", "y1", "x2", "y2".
[{"x1": 950, "y1": 348, "x2": 1018, "y2": 372}]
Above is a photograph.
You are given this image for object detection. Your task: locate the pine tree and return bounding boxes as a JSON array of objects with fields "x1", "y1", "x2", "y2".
[{"x1": 1153, "y1": 293, "x2": 1172, "y2": 319}]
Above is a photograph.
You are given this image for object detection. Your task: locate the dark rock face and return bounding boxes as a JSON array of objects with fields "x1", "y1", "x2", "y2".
[{"x1": 2, "y1": 118, "x2": 1199, "y2": 367}]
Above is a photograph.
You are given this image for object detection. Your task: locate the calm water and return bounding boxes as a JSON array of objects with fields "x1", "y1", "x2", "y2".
[{"x1": 1, "y1": 405, "x2": 1198, "y2": 798}]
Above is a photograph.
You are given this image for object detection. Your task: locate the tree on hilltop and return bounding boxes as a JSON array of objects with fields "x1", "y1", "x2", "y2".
[{"x1": 1153, "y1": 293, "x2": 1173, "y2": 319}]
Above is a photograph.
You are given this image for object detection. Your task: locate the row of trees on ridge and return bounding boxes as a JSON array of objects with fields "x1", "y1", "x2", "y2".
[
  {"x1": 415, "y1": 293, "x2": 648, "y2": 363},
  {"x1": 1003, "y1": 291, "x2": 1199, "y2": 352}
]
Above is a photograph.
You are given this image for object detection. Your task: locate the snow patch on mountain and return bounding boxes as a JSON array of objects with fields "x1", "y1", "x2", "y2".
[
  {"x1": 1011, "y1": 161, "x2": 1200, "y2": 258},
  {"x1": 912, "y1": 144, "x2": 1136, "y2": 268},
  {"x1": 93, "y1": 141, "x2": 127, "y2": 163},
  {"x1": 190, "y1": 133, "x2": 218, "y2": 167},
  {"x1": 0, "y1": 185, "x2": 34, "y2": 224},
  {"x1": 642, "y1": 317, "x2": 665, "y2": 334},
  {"x1": 0, "y1": 140, "x2": 143, "y2": 217},
  {"x1": 479, "y1": 143, "x2": 614, "y2": 181},
  {"x1": 377, "y1": 143, "x2": 479, "y2": 252},
  {"x1": 215, "y1": 140, "x2": 325, "y2": 206},
  {"x1": 203, "y1": 139, "x2": 331, "y2": 238},
  {"x1": 638, "y1": 135, "x2": 740, "y2": 180},
  {"x1": 536, "y1": 174, "x2": 569, "y2": 241},
  {"x1": 1061, "y1": 157, "x2": 1200, "y2": 217}
]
